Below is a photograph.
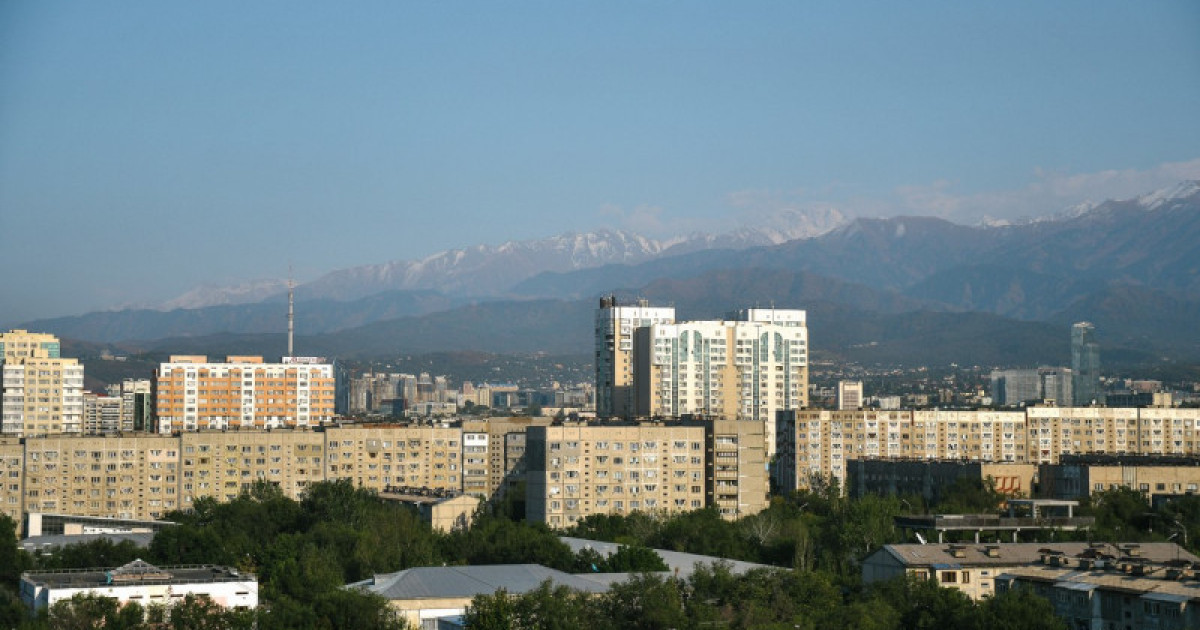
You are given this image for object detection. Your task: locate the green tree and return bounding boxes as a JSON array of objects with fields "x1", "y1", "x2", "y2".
[
  {"x1": 978, "y1": 586, "x2": 1067, "y2": 630},
  {"x1": 311, "y1": 589, "x2": 409, "y2": 630},
  {"x1": 45, "y1": 593, "x2": 145, "y2": 630}
]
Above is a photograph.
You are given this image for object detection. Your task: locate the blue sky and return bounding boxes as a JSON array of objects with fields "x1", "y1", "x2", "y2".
[{"x1": 2, "y1": 1, "x2": 1199, "y2": 322}]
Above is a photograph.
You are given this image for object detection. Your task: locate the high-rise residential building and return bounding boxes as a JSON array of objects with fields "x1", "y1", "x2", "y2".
[
  {"x1": 595, "y1": 297, "x2": 676, "y2": 419},
  {"x1": 154, "y1": 355, "x2": 335, "y2": 432},
  {"x1": 837, "y1": 381, "x2": 864, "y2": 410},
  {"x1": 636, "y1": 308, "x2": 808, "y2": 454},
  {"x1": 0, "y1": 330, "x2": 84, "y2": 437},
  {"x1": 82, "y1": 392, "x2": 122, "y2": 434},
  {"x1": 1071, "y1": 322, "x2": 1102, "y2": 406},
  {"x1": 0, "y1": 330, "x2": 61, "y2": 361},
  {"x1": 120, "y1": 379, "x2": 153, "y2": 432}
]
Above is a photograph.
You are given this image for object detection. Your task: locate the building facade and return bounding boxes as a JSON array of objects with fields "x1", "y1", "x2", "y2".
[
  {"x1": 21, "y1": 559, "x2": 257, "y2": 613},
  {"x1": 595, "y1": 297, "x2": 676, "y2": 419},
  {"x1": 1071, "y1": 322, "x2": 1102, "y2": 406},
  {"x1": 1, "y1": 330, "x2": 84, "y2": 438},
  {"x1": 154, "y1": 355, "x2": 335, "y2": 432},
  {"x1": 526, "y1": 419, "x2": 768, "y2": 528}
]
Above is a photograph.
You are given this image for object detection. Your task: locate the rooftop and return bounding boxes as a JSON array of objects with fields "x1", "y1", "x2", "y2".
[
  {"x1": 875, "y1": 542, "x2": 1200, "y2": 569},
  {"x1": 22, "y1": 559, "x2": 254, "y2": 589},
  {"x1": 349, "y1": 564, "x2": 609, "y2": 601}
]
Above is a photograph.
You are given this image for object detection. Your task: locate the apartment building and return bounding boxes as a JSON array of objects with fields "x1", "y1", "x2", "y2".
[
  {"x1": 776, "y1": 407, "x2": 1200, "y2": 493},
  {"x1": 526, "y1": 419, "x2": 768, "y2": 528},
  {"x1": 154, "y1": 355, "x2": 335, "y2": 432},
  {"x1": 178, "y1": 430, "x2": 325, "y2": 508},
  {"x1": 461, "y1": 417, "x2": 553, "y2": 500},
  {"x1": 20, "y1": 434, "x2": 181, "y2": 520},
  {"x1": 595, "y1": 297, "x2": 676, "y2": 419},
  {"x1": 82, "y1": 392, "x2": 122, "y2": 434},
  {"x1": 637, "y1": 309, "x2": 808, "y2": 457},
  {"x1": 1, "y1": 331, "x2": 84, "y2": 438},
  {"x1": 1040, "y1": 454, "x2": 1200, "y2": 504},
  {"x1": 0, "y1": 438, "x2": 24, "y2": 524},
  {"x1": 323, "y1": 425, "x2": 463, "y2": 495}
]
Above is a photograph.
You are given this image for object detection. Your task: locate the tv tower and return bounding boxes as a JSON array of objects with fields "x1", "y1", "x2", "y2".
[{"x1": 287, "y1": 266, "x2": 295, "y2": 359}]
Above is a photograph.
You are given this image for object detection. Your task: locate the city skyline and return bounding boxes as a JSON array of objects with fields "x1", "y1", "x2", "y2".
[{"x1": 2, "y1": 2, "x2": 1199, "y2": 322}]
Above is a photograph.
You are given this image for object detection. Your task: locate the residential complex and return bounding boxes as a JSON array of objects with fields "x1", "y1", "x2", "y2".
[
  {"x1": 594, "y1": 300, "x2": 808, "y2": 460},
  {"x1": 154, "y1": 355, "x2": 336, "y2": 432},
  {"x1": 526, "y1": 418, "x2": 767, "y2": 528},
  {"x1": 594, "y1": 297, "x2": 676, "y2": 419},
  {"x1": 0, "y1": 330, "x2": 84, "y2": 437},
  {"x1": 776, "y1": 406, "x2": 1200, "y2": 492}
]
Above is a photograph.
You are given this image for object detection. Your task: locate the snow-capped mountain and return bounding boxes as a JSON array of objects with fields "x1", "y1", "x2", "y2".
[{"x1": 157, "y1": 209, "x2": 849, "y2": 308}]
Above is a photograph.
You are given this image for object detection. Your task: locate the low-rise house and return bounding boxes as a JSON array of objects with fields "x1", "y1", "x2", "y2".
[
  {"x1": 863, "y1": 542, "x2": 1198, "y2": 601},
  {"x1": 20, "y1": 559, "x2": 257, "y2": 613}
]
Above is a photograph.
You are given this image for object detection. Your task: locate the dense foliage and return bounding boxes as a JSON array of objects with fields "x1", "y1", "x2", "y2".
[
  {"x1": 0, "y1": 475, "x2": 1193, "y2": 628},
  {"x1": 464, "y1": 567, "x2": 1068, "y2": 630}
]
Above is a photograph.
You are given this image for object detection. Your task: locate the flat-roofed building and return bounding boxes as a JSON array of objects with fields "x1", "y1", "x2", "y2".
[
  {"x1": 0, "y1": 438, "x2": 24, "y2": 524},
  {"x1": 863, "y1": 542, "x2": 1198, "y2": 602},
  {"x1": 847, "y1": 459, "x2": 1038, "y2": 504},
  {"x1": 82, "y1": 392, "x2": 122, "y2": 435},
  {"x1": 527, "y1": 419, "x2": 767, "y2": 528},
  {"x1": 154, "y1": 355, "x2": 335, "y2": 432},
  {"x1": 1, "y1": 332, "x2": 84, "y2": 436},
  {"x1": 324, "y1": 424, "x2": 462, "y2": 494},
  {"x1": 638, "y1": 310, "x2": 808, "y2": 456},
  {"x1": 595, "y1": 297, "x2": 676, "y2": 419},
  {"x1": 20, "y1": 434, "x2": 181, "y2": 520},
  {"x1": 178, "y1": 430, "x2": 325, "y2": 507},
  {"x1": 1040, "y1": 454, "x2": 1200, "y2": 504},
  {"x1": 21, "y1": 559, "x2": 257, "y2": 613}
]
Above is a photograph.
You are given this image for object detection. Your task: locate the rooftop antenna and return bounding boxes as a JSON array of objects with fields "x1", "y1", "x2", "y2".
[{"x1": 287, "y1": 265, "x2": 295, "y2": 359}]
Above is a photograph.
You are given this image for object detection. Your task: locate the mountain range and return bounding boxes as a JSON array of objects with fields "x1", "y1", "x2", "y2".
[{"x1": 21, "y1": 181, "x2": 1200, "y2": 370}]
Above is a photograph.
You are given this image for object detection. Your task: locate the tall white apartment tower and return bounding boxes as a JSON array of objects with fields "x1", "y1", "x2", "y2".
[
  {"x1": 636, "y1": 308, "x2": 809, "y2": 455},
  {"x1": 595, "y1": 297, "x2": 676, "y2": 419},
  {"x1": 0, "y1": 330, "x2": 84, "y2": 436}
]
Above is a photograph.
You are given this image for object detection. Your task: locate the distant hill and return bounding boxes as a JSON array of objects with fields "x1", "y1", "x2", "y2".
[{"x1": 25, "y1": 181, "x2": 1200, "y2": 369}]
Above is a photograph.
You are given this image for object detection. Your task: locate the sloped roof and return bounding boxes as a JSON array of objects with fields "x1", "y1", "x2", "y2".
[
  {"x1": 560, "y1": 537, "x2": 773, "y2": 578},
  {"x1": 353, "y1": 564, "x2": 609, "y2": 601}
]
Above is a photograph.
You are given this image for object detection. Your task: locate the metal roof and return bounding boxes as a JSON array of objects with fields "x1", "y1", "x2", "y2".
[
  {"x1": 351, "y1": 564, "x2": 610, "y2": 601},
  {"x1": 560, "y1": 537, "x2": 773, "y2": 579}
]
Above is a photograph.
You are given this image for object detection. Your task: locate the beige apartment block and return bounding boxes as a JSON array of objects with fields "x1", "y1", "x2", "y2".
[
  {"x1": 461, "y1": 417, "x2": 553, "y2": 500},
  {"x1": 777, "y1": 410, "x2": 1027, "y2": 492},
  {"x1": 595, "y1": 298, "x2": 676, "y2": 419},
  {"x1": 526, "y1": 420, "x2": 768, "y2": 528},
  {"x1": 155, "y1": 356, "x2": 336, "y2": 432},
  {"x1": 20, "y1": 434, "x2": 181, "y2": 521},
  {"x1": 178, "y1": 430, "x2": 325, "y2": 507},
  {"x1": 0, "y1": 438, "x2": 25, "y2": 524},
  {"x1": 0, "y1": 330, "x2": 61, "y2": 362},
  {"x1": 82, "y1": 392, "x2": 122, "y2": 435},
  {"x1": 528, "y1": 423, "x2": 708, "y2": 528},
  {"x1": 706, "y1": 419, "x2": 769, "y2": 518},
  {"x1": 323, "y1": 425, "x2": 463, "y2": 494},
  {"x1": 1, "y1": 356, "x2": 84, "y2": 437},
  {"x1": 1025, "y1": 406, "x2": 1138, "y2": 461}
]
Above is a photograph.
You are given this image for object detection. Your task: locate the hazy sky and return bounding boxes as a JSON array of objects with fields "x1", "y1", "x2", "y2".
[{"x1": 2, "y1": 1, "x2": 1199, "y2": 323}]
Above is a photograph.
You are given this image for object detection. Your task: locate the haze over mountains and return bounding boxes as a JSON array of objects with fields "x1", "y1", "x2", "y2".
[{"x1": 22, "y1": 182, "x2": 1200, "y2": 368}]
